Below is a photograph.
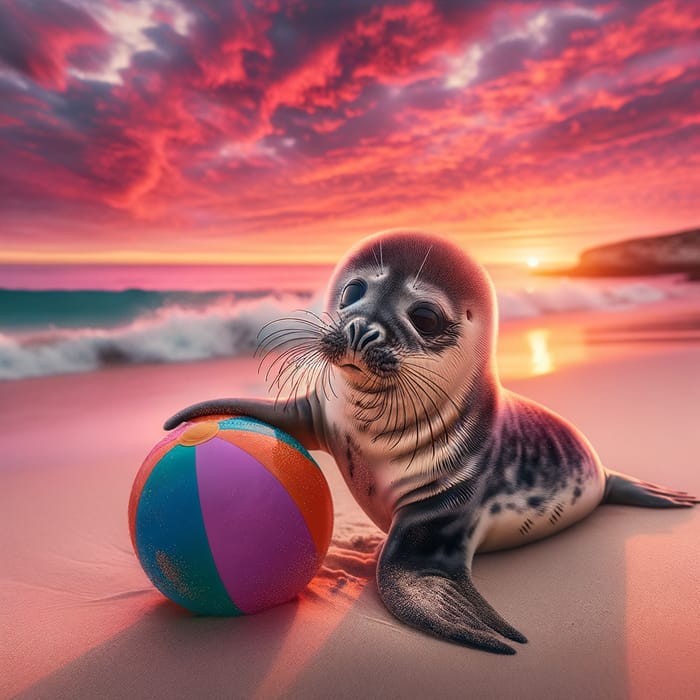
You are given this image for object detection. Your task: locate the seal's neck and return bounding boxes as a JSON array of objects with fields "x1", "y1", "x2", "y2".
[{"x1": 339, "y1": 365, "x2": 498, "y2": 465}]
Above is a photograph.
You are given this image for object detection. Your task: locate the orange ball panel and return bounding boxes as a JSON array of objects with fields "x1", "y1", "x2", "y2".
[
  {"x1": 215, "y1": 429, "x2": 333, "y2": 556},
  {"x1": 128, "y1": 426, "x2": 186, "y2": 551}
]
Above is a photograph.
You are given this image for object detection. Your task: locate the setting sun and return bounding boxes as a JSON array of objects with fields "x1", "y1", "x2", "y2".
[{"x1": 527, "y1": 256, "x2": 541, "y2": 269}]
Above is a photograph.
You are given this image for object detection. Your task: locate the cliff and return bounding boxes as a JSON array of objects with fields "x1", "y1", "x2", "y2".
[{"x1": 544, "y1": 228, "x2": 700, "y2": 280}]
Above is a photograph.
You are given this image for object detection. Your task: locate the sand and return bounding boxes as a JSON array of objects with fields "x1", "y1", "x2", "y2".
[{"x1": 2, "y1": 325, "x2": 700, "y2": 699}]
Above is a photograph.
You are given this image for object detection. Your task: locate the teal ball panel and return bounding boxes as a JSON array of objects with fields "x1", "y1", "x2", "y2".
[{"x1": 134, "y1": 443, "x2": 242, "y2": 615}]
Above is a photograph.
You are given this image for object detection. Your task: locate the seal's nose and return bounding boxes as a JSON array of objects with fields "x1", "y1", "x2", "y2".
[{"x1": 345, "y1": 319, "x2": 385, "y2": 353}]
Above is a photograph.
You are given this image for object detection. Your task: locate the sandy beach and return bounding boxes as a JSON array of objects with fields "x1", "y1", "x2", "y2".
[{"x1": 2, "y1": 308, "x2": 700, "y2": 699}]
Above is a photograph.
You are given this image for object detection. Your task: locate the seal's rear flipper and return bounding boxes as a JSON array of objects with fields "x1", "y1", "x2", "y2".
[
  {"x1": 603, "y1": 470, "x2": 699, "y2": 508},
  {"x1": 377, "y1": 508, "x2": 527, "y2": 654}
]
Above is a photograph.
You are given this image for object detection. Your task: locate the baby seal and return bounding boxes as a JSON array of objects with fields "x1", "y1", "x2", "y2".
[{"x1": 164, "y1": 230, "x2": 698, "y2": 654}]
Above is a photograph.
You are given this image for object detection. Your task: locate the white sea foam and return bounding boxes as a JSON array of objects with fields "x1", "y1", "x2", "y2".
[
  {"x1": 0, "y1": 294, "x2": 324, "y2": 380},
  {"x1": 0, "y1": 280, "x2": 690, "y2": 380},
  {"x1": 496, "y1": 279, "x2": 670, "y2": 319}
]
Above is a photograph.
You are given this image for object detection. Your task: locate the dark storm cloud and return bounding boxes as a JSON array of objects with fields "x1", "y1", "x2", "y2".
[{"x1": 0, "y1": 0, "x2": 111, "y2": 88}]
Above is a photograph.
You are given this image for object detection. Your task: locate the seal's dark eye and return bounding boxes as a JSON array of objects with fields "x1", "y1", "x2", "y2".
[
  {"x1": 409, "y1": 304, "x2": 444, "y2": 336},
  {"x1": 339, "y1": 279, "x2": 367, "y2": 309}
]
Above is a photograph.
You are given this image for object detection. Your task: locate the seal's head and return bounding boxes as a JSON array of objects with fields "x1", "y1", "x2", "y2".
[
  {"x1": 256, "y1": 229, "x2": 499, "y2": 457},
  {"x1": 320, "y1": 229, "x2": 499, "y2": 391}
]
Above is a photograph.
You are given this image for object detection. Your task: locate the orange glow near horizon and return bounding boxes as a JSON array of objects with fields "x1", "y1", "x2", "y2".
[
  {"x1": 0, "y1": 241, "x2": 577, "y2": 267},
  {"x1": 0, "y1": 1, "x2": 698, "y2": 267}
]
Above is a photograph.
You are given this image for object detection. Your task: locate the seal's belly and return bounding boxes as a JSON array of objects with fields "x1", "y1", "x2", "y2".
[{"x1": 476, "y1": 469, "x2": 606, "y2": 553}]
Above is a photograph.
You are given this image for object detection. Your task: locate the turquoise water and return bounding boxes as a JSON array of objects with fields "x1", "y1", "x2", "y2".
[{"x1": 0, "y1": 290, "x2": 231, "y2": 331}]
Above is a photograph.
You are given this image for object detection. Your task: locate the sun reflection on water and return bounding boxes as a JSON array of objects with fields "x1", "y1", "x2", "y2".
[{"x1": 527, "y1": 328, "x2": 553, "y2": 375}]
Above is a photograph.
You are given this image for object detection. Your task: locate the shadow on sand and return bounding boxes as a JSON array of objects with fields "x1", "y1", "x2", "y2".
[{"x1": 18, "y1": 506, "x2": 695, "y2": 700}]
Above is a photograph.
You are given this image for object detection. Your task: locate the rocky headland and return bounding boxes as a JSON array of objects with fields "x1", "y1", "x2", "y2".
[{"x1": 542, "y1": 228, "x2": 700, "y2": 280}]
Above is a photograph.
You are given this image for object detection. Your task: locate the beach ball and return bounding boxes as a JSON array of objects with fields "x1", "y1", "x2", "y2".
[{"x1": 128, "y1": 416, "x2": 333, "y2": 615}]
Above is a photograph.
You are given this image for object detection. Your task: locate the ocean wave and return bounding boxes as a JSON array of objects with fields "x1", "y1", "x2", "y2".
[
  {"x1": 0, "y1": 295, "x2": 322, "y2": 380},
  {"x1": 496, "y1": 279, "x2": 670, "y2": 319},
  {"x1": 0, "y1": 280, "x2": 686, "y2": 380}
]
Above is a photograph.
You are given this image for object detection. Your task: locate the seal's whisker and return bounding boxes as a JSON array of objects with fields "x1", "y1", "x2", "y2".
[
  {"x1": 326, "y1": 364, "x2": 338, "y2": 399},
  {"x1": 288, "y1": 360, "x2": 315, "y2": 410},
  {"x1": 402, "y1": 359, "x2": 456, "y2": 382},
  {"x1": 273, "y1": 360, "x2": 308, "y2": 407},
  {"x1": 281, "y1": 348, "x2": 325, "y2": 385},
  {"x1": 395, "y1": 374, "x2": 421, "y2": 467},
  {"x1": 371, "y1": 395, "x2": 408, "y2": 441},
  {"x1": 256, "y1": 331, "x2": 317, "y2": 357},
  {"x1": 353, "y1": 383, "x2": 389, "y2": 413},
  {"x1": 292, "y1": 356, "x2": 327, "y2": 408},
  {"x1": 372, "y1": 243, "x2": 384, "y2": 275},
  {"x1": 261, "y1": 342, "x2": 319, "y2": 382},
  {"x1": 257, "y1": 316, "x2": 327, "y2": 338},
  {"x1": 402, "y1": 365, "x2": 456, "y2": 427},
  {"x1": 412, "y1": 244, "x2": 433, "y2": 288},
  {"x1": 315, "y1": 362, "x2": 328, "y2": 402},
  {"x1": 398, "y1": 372, "x2": 439, "y2": 461},
  {"x1": 401, "y1": 373, "x2": 453, "y2": 455},
  {"x1": 412, "y1": 372, "x2": 452, "y2": 453},
  {"x1": 256, "y1": 333, "x2": 320, "y2": 360},
  {"x1": 255, "y1": 312, "x2": 326, "y2": 408},
  {"x1": 389, "y1": 378, "x2": 414, "y2": 451},
  {"x1": 271, "y1": 346, "x2": 324, "y2": 388},
  {"x1": 267, "y1": 345, "x2": 322, "y2": 387},
  {"x1": 401, "y1": 357, "x2": 464, "y2": 395},
  {"x1": 321, "y1": 363, "x2": 334, "y2": 402},
  {"x1": 381, "y1": 379, "x2": 401, "y2": 445},
  {"x1": 397, "y1": 365, "x2": 453, "y2": 457},
  {"x1": 259, "y1": 342, "x2": 307, "y2": 378},
  {"x1": 393, "y1": 381, "x2": 411, "y2": 449},
  {"x1": 324, "y1": 309, "x2": 343, "y2": 328},
  {"x1": 291, "y1": 307, "x2": 339, "y2": 330},
  {"x1": 295, "y1": 308, "x2": 334, "y2": 326},
  {"x1": 373, "y1": 383, "x2": 400, "y2": 439},
  {"x1": 256, "y1": 324, "x2": 321, "y2": 343},
  {"x1": 255, "y1": 331, "x2": 318, "y2": 358},
  {"x1": 371, "y1": 384, "x2": 392, "y2": 426},
  {"x1": 403, "y1": 362, "x2": 463, "y2": 414},
  {"x1": 316, "y1": 361, "x2": 332, "y2": 403}
]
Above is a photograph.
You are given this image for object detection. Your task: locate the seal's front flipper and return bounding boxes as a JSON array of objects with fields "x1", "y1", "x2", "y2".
[
  {"x1": 604, "y1": 470, "x2": 699, "y2": 508},
  {"x1": 163, "y1": 397, "x2": 326, "y2": 452},
  {"x1": 377, "y1": 568, "x2": 525, "y2": 654},
  {"x1": 377, "y1": 509, "x2": 527, "y2": 654}
]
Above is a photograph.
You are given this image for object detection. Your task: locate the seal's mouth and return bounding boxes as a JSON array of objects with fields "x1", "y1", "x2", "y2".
[{"x1": 336, "y1": 349, "x2": 399, "y2": 380}]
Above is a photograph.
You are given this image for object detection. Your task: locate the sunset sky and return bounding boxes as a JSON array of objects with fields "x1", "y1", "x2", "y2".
[{"x1": 0, "y1": 0, "x2": 699, "y2": 266}]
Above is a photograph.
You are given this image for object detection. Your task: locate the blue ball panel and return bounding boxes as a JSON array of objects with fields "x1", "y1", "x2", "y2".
[{"x1": 134, "y1": 444, "x2": 242, "y2": 615}]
